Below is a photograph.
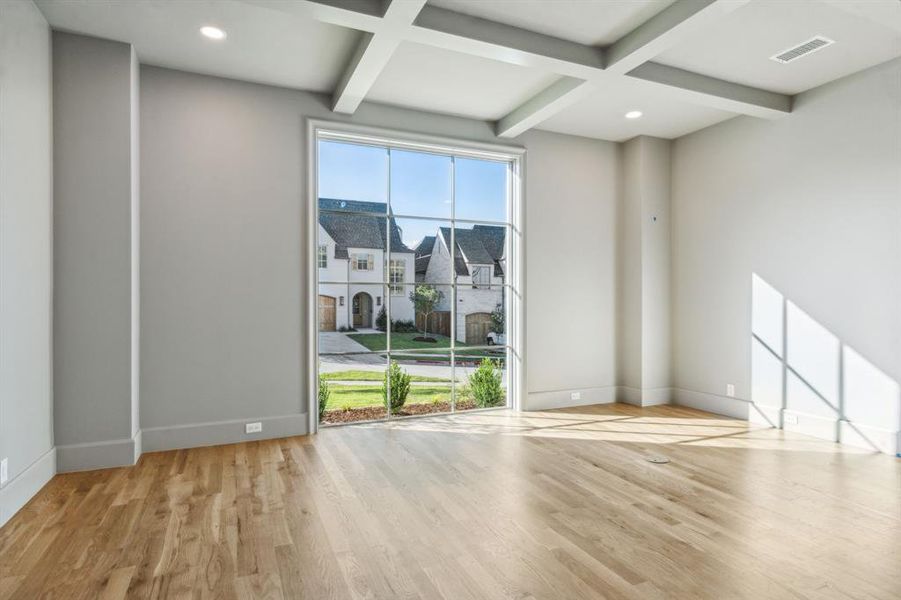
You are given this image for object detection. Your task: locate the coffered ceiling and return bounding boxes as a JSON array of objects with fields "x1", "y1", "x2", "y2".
[{"x1": 36, "y1": 0, "x2": 901, "y2": 142}]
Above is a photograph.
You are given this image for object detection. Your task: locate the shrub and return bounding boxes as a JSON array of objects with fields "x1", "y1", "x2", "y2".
[
  {"x1": 392, "y1": 320, "x2": 418, "y2": 333},
  {"x1": 375, "y1": 306, "x2": 417, "y2": 333},
  {"x1": 468, "y1": 358, "x2": 505, "y2": 408},
  {"x1": 337, "y1": 325, "x2": 357, "y2": 333},
  {"x1": 318, "y1": 380, "x2": 330, "y2": 419},
  {"x1": 381, "y1": 360, "x2": 411, "y2": 411},
  {"x1": 490, "y1": 303, "x2": 505, "y2": 334}
]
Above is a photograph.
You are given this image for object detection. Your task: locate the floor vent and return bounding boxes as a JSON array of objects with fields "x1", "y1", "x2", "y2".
[{"x1": 770, "y1": 36, "x2": 835, "y2": 64}]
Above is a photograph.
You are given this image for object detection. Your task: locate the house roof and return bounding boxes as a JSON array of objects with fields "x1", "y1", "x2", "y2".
[
  {"x1": 437, "y1": 225, "x2": 506, "y2": 277},
  {"x1": 319, "y1": 198, "x2": 414, "y2": 259},
  {"x1": 413, "y1": 235, "x2": 435, "y2": 275}
]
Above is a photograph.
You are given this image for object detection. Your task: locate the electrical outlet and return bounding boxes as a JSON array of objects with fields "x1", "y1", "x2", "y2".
[
  {"x1": 726, "y1": 384, "x2": 735, "y2": 398},
  {"x1": 570, "y1": 391, "x2": 581, "y2": 401},
  {"x1": 0, "y1": 458, "x2": 8, "y2": 485},
  {"x1": 784, "y1": 413, "x2": 799, "y2": 425},
  {"x1": 245, "y1": 422, "x2": 262, "y2": 434}
]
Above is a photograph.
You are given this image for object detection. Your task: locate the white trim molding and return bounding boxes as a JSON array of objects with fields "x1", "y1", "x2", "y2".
[
  {"x1": 56, "y1": 429, "x2": 142, "y2": 473},
  {"x1": 142, "y1": 413, "x2": 309, "y2": 453},
  {"x1": 526, "y1": 386, "x2": 617, "y2": 411},
  {"x1": 0, "y1": 448, "x2": 56, "y2": 528},
  {"x1": 617, "y1": 386, "x2": 673, "y2": 407}
]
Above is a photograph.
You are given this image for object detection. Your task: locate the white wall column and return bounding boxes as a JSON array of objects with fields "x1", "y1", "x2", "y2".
[{"x1": 618, "y1": 136, "x2": 672, "y2": 406}]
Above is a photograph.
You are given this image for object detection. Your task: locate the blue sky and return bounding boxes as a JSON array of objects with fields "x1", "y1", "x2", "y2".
[{"x1": 319, "y1": 140, "x2": 508, "y2": 248}]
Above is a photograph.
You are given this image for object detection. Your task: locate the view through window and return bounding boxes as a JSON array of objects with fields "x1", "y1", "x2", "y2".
[{"x1": 317, "y1": 134, "x2": 513, "y2": 425}]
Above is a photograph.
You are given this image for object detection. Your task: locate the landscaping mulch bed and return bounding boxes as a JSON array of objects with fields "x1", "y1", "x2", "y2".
[{"x1": 321, "y1": 399, "x2": 479, "y2": 424}]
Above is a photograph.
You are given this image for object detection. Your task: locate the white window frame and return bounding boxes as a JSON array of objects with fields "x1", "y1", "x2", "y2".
[
  {"x1": 318, "y1": 244, "x2": 328, "y2": 268},
  {"x1": 307, "y1": 119, "x2": 525, "y2": 434},
  {"x1": 389, "y1": 259, "x2": 405, "y2": 295}
]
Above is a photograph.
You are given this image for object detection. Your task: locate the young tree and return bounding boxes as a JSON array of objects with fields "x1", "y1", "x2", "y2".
[{"x1": 409, "y1": 284, "x2": 444, "y2": 340}]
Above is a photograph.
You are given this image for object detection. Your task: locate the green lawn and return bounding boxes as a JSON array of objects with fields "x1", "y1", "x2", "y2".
[
  {"x1": 347, "y1": 332, "x2": 459, "y2": 351},
  {"x1": 346, "y1": 332, "x2": 502, "y2": 362},
  {"x1": 325, "y1": 384, "x2": 451, "y2": 409},
  {"x1": 320, "y1": 369, "x2": 450, "y2": 383}
]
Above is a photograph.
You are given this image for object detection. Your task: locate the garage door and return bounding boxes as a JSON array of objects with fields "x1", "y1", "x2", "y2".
[
  {"x1": 465, "y1": 312, "x2": 493, "y2": 345},
  {"x1": 319, "y1": 295, "x2": 336, "y2": 331}
]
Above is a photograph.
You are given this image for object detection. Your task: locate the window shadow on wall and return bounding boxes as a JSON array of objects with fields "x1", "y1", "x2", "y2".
[{"x1": 751, "y1": 273, "x2": 900, "y2": 453}]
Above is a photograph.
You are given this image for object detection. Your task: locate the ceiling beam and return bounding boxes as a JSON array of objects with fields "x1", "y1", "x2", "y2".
[
  {"x1": 496, "y1": 78, "x2": 596, "y2": 138},
  {"x1": 243, "y1": 0, "x2": 383, "y2": 32},
  {"x1": 605, "y1": 0, "x2": 750, "y2": 75},
  {"x1": 409, "y1": 6, "x2": 605, "y2": 79},
  {"x1": 627, "y1": 62, "x2": 792, "y2": 118},
  {"x1": 332, "y1": 0, "x2": 427, "y2": 114},
  {"x1": 242, "y1": 0, "x2": 792, "y2": 134}
]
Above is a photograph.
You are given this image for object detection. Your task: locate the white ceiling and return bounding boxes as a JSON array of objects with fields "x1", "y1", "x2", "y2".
[
  {"x1": 429, "y1": 0, "x2": 677, "y2": 46},
  {"x1": 35, "y1": 0, "x2": 361, "y2": 93},
  {"x1": 538, "y1": 76, "x2": 736, "y2": 142},
  {"x1": 34, "y1": 0, "x2": 901, "y2": 142},
  {"x1": 367, "y1": 42, "x2": 559, "y2": 120},
  {"x1": 656, "y1": 0, "x2": 901, "y2": 95}
]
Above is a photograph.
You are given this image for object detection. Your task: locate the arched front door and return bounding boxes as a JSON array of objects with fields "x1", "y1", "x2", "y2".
[{"x1": 352, "y1": 292, "x2": 373, "y2": 328}]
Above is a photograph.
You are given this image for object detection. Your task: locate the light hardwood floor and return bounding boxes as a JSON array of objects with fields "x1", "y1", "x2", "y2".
[{"x1": 1, "y1": 403, "x2": 899, "y2": 599}]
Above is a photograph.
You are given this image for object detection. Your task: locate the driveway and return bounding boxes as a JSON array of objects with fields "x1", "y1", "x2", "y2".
[{"x1": 318, "y1": 332, "x2": 383, "y2": 364}]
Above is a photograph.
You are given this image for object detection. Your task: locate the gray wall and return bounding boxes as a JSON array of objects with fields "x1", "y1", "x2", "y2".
[
  {"x1": 523, "y1": 130, "x2": 619, "y2": 407},
  {"x1": 671, "y1": 57, "x2": 901, "y2": 453},
  {"x1": 139, "y1": 65, "x2": 621, "y2": 437},
  {"x1": 53, "y1": 32, "x2": 140, "y2": 469},
  {"x1": 0, "y1": 0, "x2": 55, "y2": 526}
]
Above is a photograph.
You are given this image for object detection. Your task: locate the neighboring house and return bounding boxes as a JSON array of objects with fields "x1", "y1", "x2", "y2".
[
  {"x1": 318, "y1": 198, "x2": 415, "y2": 331},
  {"x1": 416, "y1": 225, "x2": 506, "y2": 344}
]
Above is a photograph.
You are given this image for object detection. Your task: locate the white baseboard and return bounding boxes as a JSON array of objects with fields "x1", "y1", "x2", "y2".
[
  {"x1": 617, "y1": 386, "x2": 642, "y2": 406},
  {"x1": 672, "y1": 387, "x2": 752, "y2": 420},
  {"x1": 617, "y1": 386, "x2": 672, "y2": 406},
  {"x1": 784, "y1": 410, "x2": 900, "y2": 455},
  {"x1": 141, "y1": 412, "x2": 309, "y2": 453},
  {"x1": 0, "y1": 447, "x2": 56, "y2": 527},
  {"x1": 525, "y1": 386, "x2": 617, "y2": 411},
  {"x1": 56, "y1": 430, "x2": 141, "y2": 473},
  {"x1": 674, "y1": 388, "x2": 899, "y2": 455}
]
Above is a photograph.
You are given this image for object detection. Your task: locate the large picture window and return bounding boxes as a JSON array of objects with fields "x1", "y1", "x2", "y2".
[{"x1": 313, "y1": 124, "x2": 521, "y2": 427}]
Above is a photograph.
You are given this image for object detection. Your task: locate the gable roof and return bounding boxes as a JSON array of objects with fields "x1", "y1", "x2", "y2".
[
  {"x1": 413, "y1": 235, "x2": 435, "y2": 275},
  {"x1": 437, "y1": 225, "x2": 506, "y2": 277},
  {"x1": 319, "y1": 198, "x2": 414, "y2": 259}
]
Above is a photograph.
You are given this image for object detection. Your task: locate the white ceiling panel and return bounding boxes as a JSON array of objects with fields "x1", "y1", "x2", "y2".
[
  {"x1": 36, "y1": 0, "x2": 361, "y2": 93},
  {"x1": 656, "y1": 0, "x2": 901, "y2": 95},
  {"x1": 537, "y1": 76, "x2": 736, "y2": 141},
  {"x1": 367, "y1": 41, "x2": 559, "y2": 120},
  {"x1": 429, "y1": 0, "x2": 676, "y2": 46}
]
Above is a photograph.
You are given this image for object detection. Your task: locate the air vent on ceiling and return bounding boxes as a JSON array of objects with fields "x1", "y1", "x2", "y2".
[{"x1": 770, "y1": 36, "x2": 835, "y2": 64}]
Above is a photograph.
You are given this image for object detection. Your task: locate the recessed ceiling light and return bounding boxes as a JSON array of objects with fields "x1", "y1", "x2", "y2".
[
  {"x1": 200, "y1": 26, "x2": 226, "y2": 40},
  {"x1": 625, "y1": 111, "x2": 643, "y2": 119}
]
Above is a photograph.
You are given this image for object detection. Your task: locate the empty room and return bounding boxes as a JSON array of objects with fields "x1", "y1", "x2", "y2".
[{"x1": 1, "y1": 0, "x2": 900, "y2": 598}]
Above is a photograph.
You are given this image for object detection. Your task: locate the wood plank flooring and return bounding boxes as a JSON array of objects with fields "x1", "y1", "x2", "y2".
[{"x1": 1, "y1": 403, "x2": 899, "y2": 599}]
